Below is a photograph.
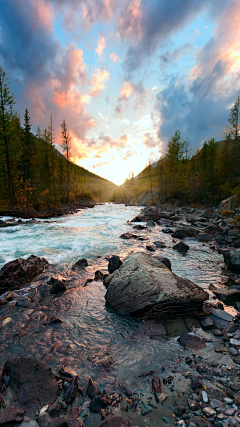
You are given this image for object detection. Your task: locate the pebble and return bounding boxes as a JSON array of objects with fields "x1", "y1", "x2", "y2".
[
  {"x1": 224, "y1": 398, "x2": 234, "y2": 404},
  {"x1": 202, "y1": 407, "x2": 216, "y2": 417},
  {"x1": 162, "y1": 416, "x2": 169, "y2": 423},
  {"x1": 230, "y1": 339, "x2": 240, "y2": 347},
  {"x1": 202, "y1": 390, "x2": 208, "y2": 403},
  {"x1": 225, "y1": 407, "x2": 236, "y2": 416}
]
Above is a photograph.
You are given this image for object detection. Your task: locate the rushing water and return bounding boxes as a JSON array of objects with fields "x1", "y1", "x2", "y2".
[{"x1": 0, "y1": 203, "x2": 233, "y2": 425}]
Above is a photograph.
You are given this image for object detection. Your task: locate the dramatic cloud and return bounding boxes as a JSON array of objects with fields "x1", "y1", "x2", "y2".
[
  {"x1": 156, "y1": 0, "x2": 240, "y2": 148},
  {"x1": 91, "y1": 68, "x2": 110, "y2": 97}
]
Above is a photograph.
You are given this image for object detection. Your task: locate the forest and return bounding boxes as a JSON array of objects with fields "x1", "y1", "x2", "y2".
[
  {"x1": 122, "y1": 97, "x2": 240, "y2": 206},
  {"x1": 0, "y1": 67, "x2": 115, "y2": 210}
]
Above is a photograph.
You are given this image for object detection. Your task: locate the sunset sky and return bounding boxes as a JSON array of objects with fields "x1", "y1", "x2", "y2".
[{"x1": 1, "y1": 0, "x2": 240, "y2": 184}]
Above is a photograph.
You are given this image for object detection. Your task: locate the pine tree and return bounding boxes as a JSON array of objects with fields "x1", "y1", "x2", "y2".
[
  {"x1": 0, "y1": 67, "x2": 16, "y2": 207},
  {"x1": 228, "y1": 96, "x2": 240, "y2": 140},
  {"x1": 61, "y1": 118, "x2": 71, "y2": 204}
]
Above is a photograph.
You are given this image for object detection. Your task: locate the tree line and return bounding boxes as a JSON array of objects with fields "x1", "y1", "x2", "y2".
[
  {"x1": 123, "y1": 97, "x2": 240, "y2": 205},
  {"x1": 0, "y1": 67, "x2": 114, "y2": 210}
]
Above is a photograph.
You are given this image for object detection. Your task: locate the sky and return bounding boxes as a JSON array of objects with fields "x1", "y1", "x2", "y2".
[{"x1": 0, "y1": 0, "x2": 240, "y2": 185}]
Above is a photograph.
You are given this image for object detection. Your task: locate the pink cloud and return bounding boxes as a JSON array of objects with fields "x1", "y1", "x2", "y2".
[
  {"x1": 110, "y1": 52, "x2": 120, "y2": 63},
  {"x1": 91, "y1": 68, "x2": 110, "y2": 97},
  {"x1": 95, "y1": 35, "x2": 106, "y2": 57},
  {"x1": 118, "y1": 82, "x2": 133, "y2": 100}
]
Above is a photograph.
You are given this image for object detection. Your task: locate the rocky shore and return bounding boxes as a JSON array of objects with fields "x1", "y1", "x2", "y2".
[{"x1": 1, "y1": 199, "x2": 240, "y2": 426}]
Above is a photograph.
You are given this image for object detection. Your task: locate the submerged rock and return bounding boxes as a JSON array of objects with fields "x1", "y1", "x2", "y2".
[
  {"x1": 173, "y1": 241, "x2": 189, "y2": 253},
  {"x1": 172, "y1": 228, "x2": 197, "y2": 239},
  {"x1": 2, "y1": 357, "x2": 59, "y2": 417},
  {"x1": 72, "y1": 259, "x2": 88, "y2": 270},
  {"x1": 86, "y1": 378, "x2": 101, "y2": 399},
  {"x1": 0, "y1": 255, "x2": 49, "y2": 295},
  {"x1": 105, "y1": 252, "x2": 208, "y2": 318}
]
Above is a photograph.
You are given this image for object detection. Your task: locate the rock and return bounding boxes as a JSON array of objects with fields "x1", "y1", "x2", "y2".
[
  {"x1": 131, "y1": 206, "x2": 161, "y2": 222},
  {"x1": 178, "y1": 334, "x2": 206, "y2": 350},
  {"x1": 173, "y1": 241, "x2": 189, "y2": 252},
  {"x1": 108, "y1": 256, "x2": 122, "y2": 274},
  {"x1": 213, "y1": 329, "x2": 223, "y2": 336},
  {"x1": 200, "y1": 317, "x2": 215, "y2": 330},
  {"x1": 48, "y1": 404, "x2": 60, "y2": 418},
  {"x1": 0, "y1": 255, "x2": 49, "y2": 295},
  {"x1": 187, "y1": 399, "x2": 199, "y2": 411},
  {"x1": 191, "y1": 376, "x2": 202, "y2": 389},
  {"x1": 172, "y1": 228, "x2": 197, "y2": 239},
  {"x1": 89, "y1": 395, "x2": 109, "y2": 412},
  {"x1": 3, "y1": 357, "x2": 59, "y2": 417},
  {"x1": 202, "y1": 391, "x2": 208, "y2": 403},
  {"x1": 0, "y1": 407, "x2": 24, "y2": 426},
  {"x1": 174, "y1": 406, "x2": 187, "y2": 416},
  {"x1": 119, "y1": 383, "x2": 132, "y2": 397},
  {"x1": 94, "y1": 270, "x2": 104, "y2": 281},
  {"x1": 155, "y1": 256, "x2": 172, "y2": 270},
  {"x1": 146, "y1": 244, "x2": 156, "y2": 252},
  {"x1": 219, "y1": 195, "x2": 237, "y2": 212},
  {"x1": 99, "y1": 417, "x2": 131, "y2": 427},
  {"x1": 225, "y1": 407, "x2": 236, "y2": 416},
  {"x1": 202, "y1": 407, "x2": 216, "y2": 417},
  {"x1": 119, "y1": 232, "x2": 138, "y2": 239},
  {"x1": 72, "y1": 259, "x2": 88, "y2": 269},
  {"x1": 198, "y1": 233, "x2": 213, "y2": 242},
  {"x1": 210, "y1": 308, "x2": 234, "y2": 322},
  {"x1": 213, "y1": 287, "x2": 240, "y2": 303},
  {"x1": 230, "y1": 338, "x2": 240, "y2": 346},
  {"x1": 162, "y1": 228, "x2": 173, "y2": 234},
  {"x1": 152, "y1": 376, "x2": 161, "y2": 393},
  {"x1": 86, "y1": 378, "x2": 101, "y2": 399},
  {"x1": 146, "y1": 220, "x2": 155, "y2": 227},
  {"x1": 105, "y1": 252, "x2": 208, "y2": 318},
  {"x1": 64, "y1": 376, "x2": 78, "y2": 403},
  {"x1": 219, "y1": 248, "x2": 240, "y2": 271},
  {"x1": 50, "y1": 276, "x2": 67, "y2": 294},
  {"x1": 153, "y1": 241, "x2": 166, "y2": 248},
  {"x1": 185, "y1": 356, "x2": 193, "y2": 364},
  {"x1": 132, "y1": 224, "x2": 147, "y2": 230},
  {"x1": 38, "y1": 412, "x2": 54, "y2": 427}
]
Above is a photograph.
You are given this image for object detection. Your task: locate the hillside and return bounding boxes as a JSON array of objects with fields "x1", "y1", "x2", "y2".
[{"x1": 121, "y1": 131, "x2": 240, "y2": 207}]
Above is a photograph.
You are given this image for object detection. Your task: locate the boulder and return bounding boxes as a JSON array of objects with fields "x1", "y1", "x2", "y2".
[
  {"x1": 219, "y1": 195, "x2": 237, "y2": 212},
  {"x1": 72, "y1": 259, "x2": 88, "y2": 270},
  {"x1": 173, "y1": 241, "x2": 189, "y2": 252},
  {"x1": 105, "y1": 252, "x2": 208, "y2": 318},
  {"x1": 108, "y1": 255, "x2": 122, "y2": 274},
  {"x1": 119, "y1": 232, "x2": 138, "y2": 239},
  {"x1": 131, "y1": 206, "x2": 161, "y2": 222},
  {"x1": 2, "y1": 357, "x2": 59, "y2": 417},
  {"x1": 50, "y1": 276, "x2": 67, "y2": 294},
  {"x1": 172, "y1": 228, "x2": 198, "y2": 239},
  {"x1": 0, "y1": 407, "x2": 24, "y2": 426},
  {"x1": 0, "y1": 255, "x2": 49, "y2": 295},
  {"x1": 219, "y1": 248, "x2": 240, "y2": 271}
]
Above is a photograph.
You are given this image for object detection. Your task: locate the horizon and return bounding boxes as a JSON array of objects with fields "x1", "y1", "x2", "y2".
[{"x1": 1, "y1": 0, "x2": 240, "y2": 185}]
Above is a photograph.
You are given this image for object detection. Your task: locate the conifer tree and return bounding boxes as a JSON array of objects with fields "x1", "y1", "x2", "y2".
[
  {"x1": 0, "y1": 67, "x2": 15, "y2": 207},
  {"x1": 61, "y1": 118, "x2": 71, "y2": 204}
]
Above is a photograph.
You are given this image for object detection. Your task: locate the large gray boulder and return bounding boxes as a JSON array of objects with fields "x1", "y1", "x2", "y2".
[
  {"x1": 131, "y1": 206, "x2": 160, "y2": 222},
  {"x1": 219, "y1": 248, "x2": 240, "y2": 271},
  {"x1": 105, "y1": 252, "x2": 208, "y2": 318},
  {"x1": 219, "y1": 195, "x2": 237, "y2": 212}
]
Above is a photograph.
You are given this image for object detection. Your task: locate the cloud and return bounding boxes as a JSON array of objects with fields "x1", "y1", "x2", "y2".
[
  {"x1": 118, "y1": 82, "x2": 133, "y2": 101},
  {"x1": 110, "y1": 52, "x2": 120, "y2": 63},
  {"x1": 117, "y1": 0, "x2": 220, "y2": 73},
  {"x1": 91, "y1": 68, "x2": 110, "y2": 97},
  {"x1": 154, "y1": 0, "x2": 240, "y2": 149},
  {"x1": 95, "y1": 35, "x2": 106, "y2": 57},
  {"x1": 143, "y1": 132, "x2": 160, "y2": 148}
]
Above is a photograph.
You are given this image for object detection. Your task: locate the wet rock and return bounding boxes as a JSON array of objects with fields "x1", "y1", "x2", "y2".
[
  {"x1": 178, "y1": 334, "x2": 206, "y2": 350},
  {"x1": 154, "y1": 256, "x2": 172, "y2": 271},
  {"x1": 212, "y1": 329, "x2": 223, "y2": 336},
  {"x1": 72, "y1": 259, "x2": 88, "y2": 270},
  {"x1": 230, "y1": 338, "x2": 240, "y2": 346},
  {"x1": 0, "y1": 407, "x2": 24, "y2": 426},
  {"x1": 153, "y1": 241, "x2": 166, "y2": 248},
  {"x1": 200, "y1": 317, "x2": 215, "y2": 330},
  {"x1": 202, "y1": 407, "x2": 216, "y2": 417},
  {"x1": 213, "y1": 287, "x2": 240, "y2": 303},
  {"x1": 174, "y1": 406, "x2": 187, "y2": 416},
  {"x1": 219, "y1": 248, "x2": 240, "y2": 272},
  {"x1": 0, "y1": 255, "x2": 49, "y2": 295},
  {"x1": 3, "y1": 357, "x2": 59, "y2": 417},
  {"x1": 191, "y1": 376, "x2": 202, "y2": 389},
  {"x1": 152, "y1": 376, "x2": 161, "y2": 393},
  {"x1": 225, "y1": 407, "x2": 236, "y2": 416},
  {"x1": 64, "y1": 377, "x2": 78, "y2": 403},
  {"x1": 187, "y1": 399, "x2": 199, "y2": 411},
  {"x1": 105, "y1": 252, "x2": 208, "y2": 318},
  {"x1": 202, "y1": 391, "x2": 208, "y2": 403},
  {"x1": 90, "y1": 395, "x2": 109, "y2": 412},
  {"x1": 172, "y1": 228, "x2": 198, "y2": 239},
  {"x1": 162, "y1": 228, "x2": 173, "y2": 234},
  {"x1": 185, "y1": 356, "x2": 193, "y2": 364},
  {"x1": 146, "y1": 244, "x2": 156, "y2": 252},
  {"x1": 50, "y1": 276, "x2": 67, "y2": 294},
  {"x1": 99, "y1": 417, "x2": 131, "y2": 427},
  {"x1": 119, "y1": 383, "x2": 132, "y2": 397},
  {"x1": 210, "y1": 308, "x2": 234, "y2": 322},
  {"x1": 108, "y1": 256, "x2": 122, "y2": 274},
  {"x1": 138, "y1": 370, "x2": 156, "y2": 377},
  {"x1": 38, "y1": 412, "x2": 54, "y2": 427},
  {"x1": 84, "y1": 414, "x2": 101, "y2": 426},
  {"x1": 228, "y1": 347, "x2": 238, "y2": 356},
  {"x1": 58, "y1": 367, "x2": 78, "y2": 379},
  {"x1": 146, "y1": 220, "x2": 155, "y2": 227},
  {"x1": 198, "y1": 233, "x2": 213, "y2": 242},
  {"x1": 119, "y1": 232, "x2": 138, "y2": 239},
  {"x1": 132, "y1": 224, "x2": 147, "y2": 230},
  {"x1": 86, "y1": 378, "x2": 101, "y2": 399},
  {"x1": 173, "y1": 241, "x2": 189, "y2": 253},
  {"x1": 48, "y1": 404, "x2": 60, "y2": 418},
  {"x1": 131, "y1": 206, "x2": 161, "y2": 222},
  {"x1": 94, "y1": 270, "x2": 104, "y2": 281},
  {"x1": 229, "y1": 381, "x2": 240, "y2": 391}
]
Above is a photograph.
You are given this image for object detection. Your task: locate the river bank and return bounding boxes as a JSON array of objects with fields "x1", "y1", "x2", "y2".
[{"x1": 0, "y1": 203, "x2": 240, "y2": 426}]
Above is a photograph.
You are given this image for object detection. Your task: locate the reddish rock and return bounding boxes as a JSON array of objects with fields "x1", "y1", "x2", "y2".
[{"x1": 0, "y1": 407, "x2": 24, "y2": 426}]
